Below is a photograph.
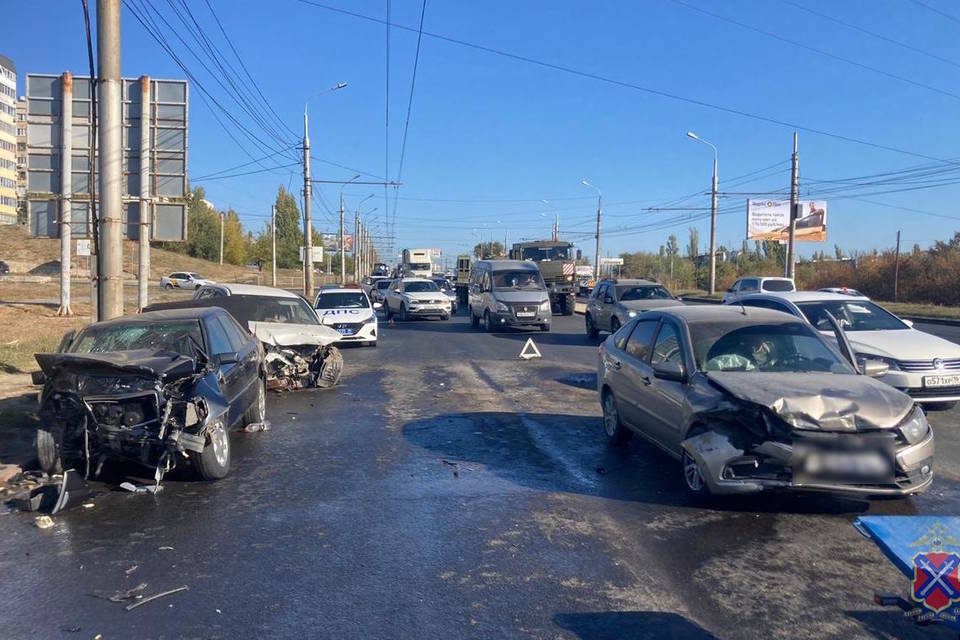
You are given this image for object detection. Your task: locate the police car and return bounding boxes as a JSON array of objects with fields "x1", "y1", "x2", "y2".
[{"x1": 314, "y1": 287, "x2": 380, "y2": 347}]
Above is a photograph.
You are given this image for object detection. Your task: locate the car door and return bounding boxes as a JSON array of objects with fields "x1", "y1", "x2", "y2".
[
  {"x1": 611, "y1": 317, "x2": 660, "y2": 434},
  {"x1": 644, "y1": 320, "x2": 692, "y2": 452},
  {"x1": 723, "y1": 279, "x2": 741, "y2": 304},
  {"x1": 590, "y1": 284, "x2": 609, "y2": 329},
  {"x1": 204, "y1": 314, "x2": 245, "y2": 427},
  {"x1": 217, "y1": 311, "x2": 260, "y2": 409}
]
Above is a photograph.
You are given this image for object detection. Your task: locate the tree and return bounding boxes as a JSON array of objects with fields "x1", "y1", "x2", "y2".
[
  {"x1": 473, "y1": 241, "x2": 504, "y2": 258},
  {"x1": 762, "y1": 240, "x2": 786, "y2": 267},
  {"x1": 834, "y1": 244, "x2": 843, "y2": 260},
  {"x1": 221, "y1": 209, "x2": 247, "y2": 265},
  {"x1": 686, "y1": 227, "x2": 699, "y2": 261},
  {"x1": 273, "y1": 186, "x2": 303, "y2": 269},
  {"x1": 185, "y1": 186, "x2": 220, "y2": 262},
  {"x1": 666, "y1": 235, "x2": 679, "y2": 259}
]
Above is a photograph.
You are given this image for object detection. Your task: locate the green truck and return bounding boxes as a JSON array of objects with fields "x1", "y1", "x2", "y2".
[{"x1": 508, "y1": 240, "x2": 579, "y2": 315}]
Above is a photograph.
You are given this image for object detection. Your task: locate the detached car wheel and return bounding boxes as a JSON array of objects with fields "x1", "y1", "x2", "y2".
[
  {"x1": 195, "y1": 420, "x2": 231, "y2": 480},
  {"x1": 36, "y1": 428, "x2": 64, "y2": 475},
  {"x1": 602, "y1": 391, "x2": 632, "y2": 445},
  {"x1": 682, "y1": 449, "x2": 709, "y2": 496}
]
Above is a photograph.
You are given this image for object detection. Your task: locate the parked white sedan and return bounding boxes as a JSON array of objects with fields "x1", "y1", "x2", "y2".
[{"x1": 731, "y1": 291, "x2": 960, "y2": 409}]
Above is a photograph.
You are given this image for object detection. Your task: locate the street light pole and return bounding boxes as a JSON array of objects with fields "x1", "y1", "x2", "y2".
[
  {"x1": 340, "y1": 175, "x2": 361, "y2": 286},
  {"x1": 686, "y1": 131, "x2": 718, "y2": 295},
  {"x1": 581, "y1": 180, "x2": 602, "y2": 281}
]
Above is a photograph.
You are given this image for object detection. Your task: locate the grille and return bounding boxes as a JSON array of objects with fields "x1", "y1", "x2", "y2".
[
  {"x1": 896, "y1": 358, "x2": 960, "y2": 372},
  {"x1": 907, "y1": 387, "x2": 960, "y2": 398},
  {"x1": 512, "y1": 304, "x2": 538, "y2": 315}
]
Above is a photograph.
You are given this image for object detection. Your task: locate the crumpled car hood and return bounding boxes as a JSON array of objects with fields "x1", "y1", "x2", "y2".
[
  {"x1": 247, "y1": 321, "x2": 341, "y2": 347},
  {"x1": 35, "y1": 350, "x2": 197, "y2": 380},
  {"x1": 705, "y1": 371, "x2": 914, "y2": 431}
]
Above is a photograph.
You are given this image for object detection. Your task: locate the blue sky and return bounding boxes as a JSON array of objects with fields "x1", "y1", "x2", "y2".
[{"x1": 6, "y1": 0, "x2": 960, "y2": 265}]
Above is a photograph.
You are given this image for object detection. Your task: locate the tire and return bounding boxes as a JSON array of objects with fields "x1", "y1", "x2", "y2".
[
  {"x1": 366, "y1": 340, "x2": 378, "y2": 348},
  {"x1": 194, "y1": 420, "x2": 231, "y2": 480},
  {"x1": 586, "y1": 313, "x2": 599, "y2": 340},
  {"x1": 441, "y1": 314, "x2": 450, "y2": 321},
  {"x1": 399, "y1": 304, "x2": 408, "y2": 322},
  {"x1": 244, "y1": 376, "x2": 266, "y2": 426},
  {"x1": 36, "y1": 428, "x2": 64, "y2": 475},
  {"x1": 601, "y1": 390, "x2": 632, "y2": 446},
  {"x1": 923, "y1": 401, "x2": 957, "y2": 412},
  {"x1": 562, "y1": 293, "x2": 575, "y2": 316},
  {"x1": 315, "y1": 346, "x2": 343, "y2": 388},
  {"x1": 470, "y1": 308, "x2": 480, "y2": 329},
  {"x1": 610, "y1": 317, "x2": 621, "y2": 334},
  {"x1": 163, "y1": 282, "x2": 173, "y2": 290},
  {"x1": 682, "y1": 448, "x2": 710, "y2": 497},
  {"x1": 483, "y1": 310, "x2": 494, "y2": 333},
  {"x1": 540, "y1": 324, "x2": 550, "y2": 332}
]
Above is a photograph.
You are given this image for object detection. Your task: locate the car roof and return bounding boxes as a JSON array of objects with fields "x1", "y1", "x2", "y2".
[
  {"x1": 203, "y1": 283, "x2": 299, "y2": 298},
  {"x1": 88, "y1": 306, "x2": 220, "y2": 329},
  {"x1": 477, "y1": 259, "x2": 539, "y2": 271},
  {"x1": 399, "y1": 277, "x2": 435, "y2": 282},
  {"x1": 601, "y1": 278, "x2": 661, "y2": 286},
  {"x1": 317, "y1": 288, "x2": 368, "y2": 295},
  {"x1": 739, "y1": 291, "x2": 870, "y2": 303},
  {"x1": 651, "y1": 304, "x2": 802, "y2": 325}
]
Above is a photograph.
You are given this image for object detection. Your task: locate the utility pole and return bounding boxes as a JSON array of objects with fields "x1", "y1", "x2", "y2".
[
  {"x1": 218, "y1": 211, "x2": 224, "y2": 265},
  {"x1": 302, "y1": 109, "x2": 314, "y2": 300},
  {"x1": 271, "y1": 204, "x2": 277, "y2": 287},
  {"x1": 709, "y1": 149, "x2": 718, "y2": 295},
  {"x1": 339, "y1": 194, "x2": 346, "y2": 286},
  {"x1": 553, "y1": 214, "x2": 559, "y2": 241},
  {"x1": 137, "y1": 75, "x2": 150, "y2": 310},
  {"x1": 582, "y1": 180, "x2": 602, "y2": 281},
  {"x1": 58, "y1": 72, "x2": 73, "y2": 316},
  {"x1": 894, "y1": 229, "x2": 901, "y2": 302},
  {"x1": 354, "y1": 212, "x2": 359, "y2": 282},
  {"x1": 98, "y1": 0, "x2": 123, "y2": 319},
  {"x1": 787, "y1": 131, "x2": 799, "y2": 280}
]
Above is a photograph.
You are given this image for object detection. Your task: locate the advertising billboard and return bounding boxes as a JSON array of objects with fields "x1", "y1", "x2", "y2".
[
  {"x1": 320, "y1": 233, "x2": 353, "y2": 251},
  {"x1": 746, "y1": 199, "x2": 827, "y2": 242}
]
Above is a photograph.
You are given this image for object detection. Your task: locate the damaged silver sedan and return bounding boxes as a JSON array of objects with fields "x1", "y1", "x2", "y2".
[
  {"x1": 598, "y1": 305, "x2": 934, "y2": 498},
  {"x1": 34, "y1": 307, "x2": 267, "y2": 482}
]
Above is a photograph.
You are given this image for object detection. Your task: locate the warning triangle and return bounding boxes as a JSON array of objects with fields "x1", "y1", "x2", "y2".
[{"x1": 518, "y1": 338, "x2": 542, "y2": 360}]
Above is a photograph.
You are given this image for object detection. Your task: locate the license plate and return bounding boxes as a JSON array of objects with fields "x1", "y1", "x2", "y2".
[
  {"x1": 924, "y1": 374, "x2": 960, "y2": 388},
  {"x1": 337, "y1": 328, "x2": 354, "y2": 336},
  {"x1": 516, "y1": 311, "x2": 535, "y2": 318}
]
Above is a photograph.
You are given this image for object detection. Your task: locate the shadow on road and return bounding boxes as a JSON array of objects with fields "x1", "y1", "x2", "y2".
[
  {"x1": 0, "y1": 392, "x2": 40, "y2": 470},
  {"x1": 553, "y1": 611, "x2": 716, "y2": 640},
  {"x1": 402, "y1": 410, "x2": 905, "y2": 515}
]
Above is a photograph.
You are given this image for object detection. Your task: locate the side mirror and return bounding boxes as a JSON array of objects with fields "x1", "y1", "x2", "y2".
[
  {"x1": 675, "y1": 296, "x2": 683, "y2": 301},
  {"x1": 57, "y1": 329, "x2": 77, "y2": 353},
  {"x1": 218, "y1": 352, "x2": 239, "y2": 365},
  {"x1": 861, "y1": 359, "x2": 890, "y2": 378},
  {"x1": 373, "y1": 302, "x2": 383, "y2": 310},
  {"x1": 653, "y1": 361, "x2": 687, "y2": 383},
  {"x1": 902, "y1": 318, "x2": 914, "y2": 328},
  {"x1": 603, "y1": 296, "x2": 614, "y2": 304}
]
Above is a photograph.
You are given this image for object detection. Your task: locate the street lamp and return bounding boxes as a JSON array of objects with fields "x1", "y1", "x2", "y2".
[
  {"x1": 581, "y1": 180, "x2": 602, "y2": 280},
  {"x1": 339, "y1": 175, "x2": 362, "y2": 285},
  {"x1": 686, "y1": 130, "x2": 719, "y2": 295},
  {"x1": 302, "y1": 81, "x2": 348, "y2": 300},
  {"x1": 354, "y1": 194, "x2": 375, "y2": 279}
]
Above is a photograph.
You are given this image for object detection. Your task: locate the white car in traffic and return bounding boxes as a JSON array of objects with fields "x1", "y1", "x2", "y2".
[
  {"x1": 383, "y1": 278, "x2": 451, "y2": 321},
  {"x1": 160, "y1": 272, "x2": 213, "y2": 290},
  {"x1": 314, "y1": 287, "x2": 380, "y2": 346},
  {"x1": 722, "y1": 276, "x2": 795, "y2": 304},
  {"x1": 730, "y1": 291, "x2": 960, "y2": 409}
]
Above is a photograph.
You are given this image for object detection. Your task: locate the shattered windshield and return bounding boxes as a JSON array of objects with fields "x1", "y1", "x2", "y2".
[
  {"x1": 520, "y1": 246, "x2": 570, "y2": 261},
  {"x1": 617, "y1": 285, "x2": 673, "y2": 301},
  {"x1": 690, "y1": 321, "x2": 854, "y2": 374},
  {"x1": 316, "y1": 292, "x2": 369, "y2": 309},
  {"x1": 493, "y1": 271, "x2": 545, "y2": 290},
  {"x1": 796, "y1": 300, "x2": 908, "y2": 332},
  {"x1": 70, "y1": 320, "x2": 205, "y2": 357}
]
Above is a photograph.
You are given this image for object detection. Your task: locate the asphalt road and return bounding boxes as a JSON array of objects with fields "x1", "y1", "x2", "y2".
[{"x1": 1, "y1": 313, "x2": 959, "y2": 639}]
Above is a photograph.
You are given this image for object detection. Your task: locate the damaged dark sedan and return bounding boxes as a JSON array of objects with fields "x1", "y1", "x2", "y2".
[
  {"x1": 34, "y1": 307, "x2": 267, "y2": 482},
  {"x1": 598, "y1": 305, "x2": 934, "y2": 498}
]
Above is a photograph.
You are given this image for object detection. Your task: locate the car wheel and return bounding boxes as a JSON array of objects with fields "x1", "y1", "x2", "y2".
[
  {"x1": 682, "y1": 449, "x2": 709, "y2": 496},
  {"x1": 195, "y1": 419, "x2": 231, "y2": 480},
  {"x1": 163, "y1": 282, "x2": 173, "y2": 290},
  {"x1": 540, "y1": 324, "x2": 550, "y2": 332},
  {"x1": 483, "y1": 310, "x2": 494, "y2": 333},
  {"x1": 36, "y1": 428, "x2": 64, "y2": 475},
  {"x1": 400, "y1": 304, "x2": 408, "y2": 322},
  {"x1": 562, "y1": 293, "x2": 575, "y2": 316},
  {"x1": 315, "y1": 346, "x2": 344, "y2": 388},
  {"x1": 366, "y1": 340, "x2": 378, "y2": 348},
  {"x1": 244, "y1": 376, "x2": 266, "y2": 426},
  {"x1": 441, "y1": 313, "x2": 450, "y2": 321},
  {"x1": 470, "y1": 308, "x2": 480, "y2": 329},
  {"x1": 586, "y1": 313, "x2": 599, "y2": 339},
  {"x1": 610, "y1": 317, "x2": 621, "y2": 334},
  {"x1": 602, "y1": 390, "x2": 633, "y2": 445},
  {"x1": 924, "y1": 401, "x2": 957, "y2": 412}
]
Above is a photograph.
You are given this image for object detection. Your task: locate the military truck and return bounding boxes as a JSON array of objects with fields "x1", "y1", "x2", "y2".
[{"x1": 508, "y1": 240, "x2": 580, "y2": 315}]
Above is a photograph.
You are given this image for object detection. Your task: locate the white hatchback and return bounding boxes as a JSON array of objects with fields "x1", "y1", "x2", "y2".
[{"x1": 314, "y1": 288, "x2": 380, "y2": 347}]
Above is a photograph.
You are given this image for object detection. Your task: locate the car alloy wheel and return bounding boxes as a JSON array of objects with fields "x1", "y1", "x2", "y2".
[
  {"x1": 682, "y1": 450, "x2": 706, "y2": 493},
  {"x1": 256, "y1": 379, "x2": 266, "y2": 421},
  {"x1": 210, "y1": 423, "x2": 229, "y2": 468},
  {"x1": 602, "y1": 393, "x2": 619, "y2": 437}
]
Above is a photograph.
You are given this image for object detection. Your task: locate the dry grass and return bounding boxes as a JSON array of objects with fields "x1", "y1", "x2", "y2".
[{"x1": 0, "y1": 303, "x2": 89, "y2": 373}]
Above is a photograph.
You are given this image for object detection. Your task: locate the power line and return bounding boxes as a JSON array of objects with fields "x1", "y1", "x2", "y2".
[
  {"x1": 908, "y1": 0, "x2": 960, "y2": 25},
  {"x1": 294, "y1": 0, "x2": 959, "y2": 165},
  {"x1": 194, "y1": 162, "x2": 301, "y2": 182},
  {"x1": 779, "y1": 0, "x2": 960, "y2": 70},
  {"x1": 669, "y1": 0, "x2": 960, "y2": 103},
  {"x1": 193, "y1": 146, "x2": 298, "y2": 180}
]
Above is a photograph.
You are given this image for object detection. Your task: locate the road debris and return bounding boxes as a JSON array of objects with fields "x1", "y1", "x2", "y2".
[
  {"x1": 125, "y1": 585, "x2": 189, "y2": 611},
  {"x1": 90, "y1": 582, "x2": 148, "y2": 603},
  {"x1": 125, "y1": 565, "x2": 139, "y2": 575},
  {"x1": 59, "y1": 625, "x2": 81, "y2": 633},
  {"x1": 158, "y1": 545, "x2": 174, "y2": 551},
  {"x1": 34, "y1": 515, "x2": 54, "y2": 529},
  {"x1": 120, "y1": 482, "x2": 162, "y2": 495},
  {"x1": 51, "y1": 470, "x2": 92, "y2": 515},
  {"x1": 82, "y1": 502, "x2": 94, "y2": 509},
  {"x1": 243, "y1": 420, "x2": 271, "y2": 433}
]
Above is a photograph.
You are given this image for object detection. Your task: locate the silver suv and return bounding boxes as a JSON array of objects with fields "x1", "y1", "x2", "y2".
[{"x1": 585, "y1": 278, "x2": 682, "y2": 339}]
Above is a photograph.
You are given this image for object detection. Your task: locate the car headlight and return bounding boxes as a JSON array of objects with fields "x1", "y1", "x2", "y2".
[
  {"x1": 362, "y1": 314, "x2": 377, "y2": 325},
  {"x1": 627, "y1": 310, "x2": 638, "y2": 318},
  {"x1": 857, "y1": 353, "x2": 900, "y2": 371},
  {"x1": 495, "y1": 301, "x2": 510, "y2": 313},
  {"x1": 539, "y1": 300, "x2": 551, "y2": 311},
  {"x1": 899, "y1": 405, "x2": 930, "y2": 445},
  {"x1": 566, "y1": 275, "x2": 573, "y2": 281}
]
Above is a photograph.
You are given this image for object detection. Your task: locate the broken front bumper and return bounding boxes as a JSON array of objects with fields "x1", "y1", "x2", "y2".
[{"x1": 682, "y1": 429, "x2": 934, "y2": 497}]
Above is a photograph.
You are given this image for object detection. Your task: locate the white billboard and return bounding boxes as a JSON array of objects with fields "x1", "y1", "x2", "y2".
[{"x1": 746, "y1": 199, "x2": 827, "y2": 242}]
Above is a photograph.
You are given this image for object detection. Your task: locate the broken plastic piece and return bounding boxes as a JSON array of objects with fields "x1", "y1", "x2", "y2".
[
  {"x1": 51, "y1": 470, "x2": 92, "y2": 515},
  {"x1": 242, "y1": 421, "x2": 271, "y2": 433},
  {"x1": 119, "y1": 482, "x2": 162, "y2": 495},
  {"x1": 34, "y1": 515, "x2": 54, "y2": 529},
  {"x1": 125, "y1": 585, "x2": 189, "y2": 611}
]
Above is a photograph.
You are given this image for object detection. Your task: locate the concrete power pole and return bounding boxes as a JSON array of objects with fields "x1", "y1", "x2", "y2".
[
  {"x1": 787, "y1": 131, "x2": 799, "y2": 279},
  {"x1": 894, "y1": 229, "x2": 901, "y2": 302},
  {"x1": 98, "y1": 0, "x2": 123, "y2": 320},
  {"x1": 138, "y1": 75, "x2": 150, "y2": 310},
  {"x1": 271, "y1": 204, "x2": 277, "y2": 287},
  {"x1": 58, "y1": 72, "x2": 73, "y2": 316},
  {"x1": 302, "y1": 110, "x2": 314, "y2": 300},
  {"x1": 339, "y1": 194, "x2": 346, "y2": 286},
  {"x1": 708, "y1": 151, "x2": 718, "y2": 295},
  {"x1": 594, "y1": 196, "x2": 602, "y2": 280}
]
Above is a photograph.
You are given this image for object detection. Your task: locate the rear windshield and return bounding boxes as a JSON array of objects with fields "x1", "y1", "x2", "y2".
[
  {"x1": 617, "y1": 285, "x2": 673, "y2": 301},
  {"x1": 377, "y1": 280, "x2": 392, "y2": 289},
  {"x1": 316, "y1": 292, "x2": 369, "y2": 309},
  {"x1": 71, "y1": 320, "x2": 204, "y2": 357},
  {"x1": 761, "y1": 279, "x2": 794, "y2": 292}
]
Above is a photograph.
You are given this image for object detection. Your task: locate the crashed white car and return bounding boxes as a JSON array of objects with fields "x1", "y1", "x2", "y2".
[
  {"x1": 147, "y1": 288, "x2": 343, "y2": 392},
  {"x1": 314, "y1": 287, "x2": 380, "y2": 347}
]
